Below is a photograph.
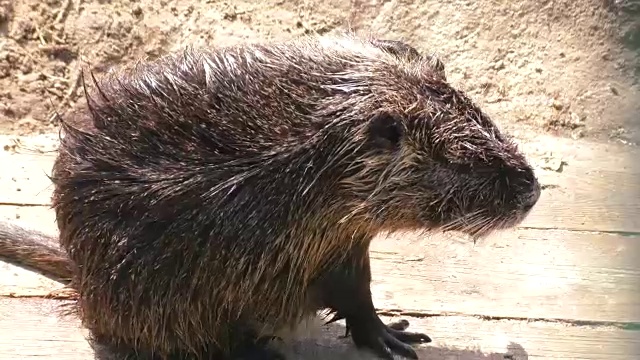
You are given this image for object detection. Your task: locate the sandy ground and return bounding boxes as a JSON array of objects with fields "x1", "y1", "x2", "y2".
[{"x1": 0, "y1": 0, "x2": 638, "y2": 146}]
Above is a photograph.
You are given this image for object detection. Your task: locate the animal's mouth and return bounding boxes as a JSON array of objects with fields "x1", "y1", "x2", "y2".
[
  {"x1": 437, "y1": 211, "x2": 502, "y2": 239},
  {"x1": 424, "y1": 176, "x2": 541, "y2": 239},
  {"x1": 436, "y1": 222, "x2": 496, "y2": 243},
  {"x1": 437, "y1": 207, "x2": 534, "y2": 240}
]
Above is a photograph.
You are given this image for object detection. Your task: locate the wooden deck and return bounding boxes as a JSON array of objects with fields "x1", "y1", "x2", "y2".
[{"x1": 1, "y1": 133, "x2": 639, "y2": 359}]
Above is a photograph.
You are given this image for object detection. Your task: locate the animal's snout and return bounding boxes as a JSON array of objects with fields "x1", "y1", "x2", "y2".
[{"x1": 520, "y1": 174, "x2": 541, "y2": 212}]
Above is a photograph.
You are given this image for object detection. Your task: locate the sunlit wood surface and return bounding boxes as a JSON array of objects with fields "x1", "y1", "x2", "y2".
[{"x1": 1, "y1": 133, "x2": 639, "y2": 359}]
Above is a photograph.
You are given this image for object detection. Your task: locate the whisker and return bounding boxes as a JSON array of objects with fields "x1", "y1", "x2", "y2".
[{"x1": 440, "y1": 209, "x2": 485, "y2": 233}]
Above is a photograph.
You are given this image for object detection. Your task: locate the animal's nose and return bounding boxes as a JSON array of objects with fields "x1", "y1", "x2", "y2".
[{"x1": 521, "y1": 177, "x2": 541, "y2": 212}]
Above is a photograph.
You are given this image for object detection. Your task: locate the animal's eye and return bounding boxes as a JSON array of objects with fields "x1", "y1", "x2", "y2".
[{"x1": 368, "y1": 112, "x2": 403, "y2": 150}]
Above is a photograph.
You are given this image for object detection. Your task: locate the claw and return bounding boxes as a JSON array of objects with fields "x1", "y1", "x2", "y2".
[
  {"x1": 323, "y1": 312, "x2": 351, "y2": 338},
  {"x1": 383, "y1": 319, "x2": 431, "y2": 344},
  {"x1": 342, "y1": 324, "x2": 351, "y2": 338},
  {"x1": 368, "y1": 339, "x2": 395, "y2": 360},
  {"x1": 381, "y1": 329, "x2": 419, "y2": 359},
  {"x1": 344, "y1": 315, "x2": 432, "y2": 359},
  {"x1": 387, "y1": 319, "x2": 410, "y2": 331},
  {"x1": 323, "y1": 312, "x2": 345, "y2": 325},
  {"x1": 386, "y1": 326, "x2": 431, "y2": 344},
  {"x1": 256, "y1": 335, "x2": 284, "y2": 346}
]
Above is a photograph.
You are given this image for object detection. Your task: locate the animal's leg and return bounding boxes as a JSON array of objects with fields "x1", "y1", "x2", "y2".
[
  {"x1": 316, "y1": 245, "x2": 431, "y2": 360},
  {"x1": 232, "y1": 343, "x2": 286, "y2": 360},
  {"x1": 90, "y1": 328, "x2": 285, "y2": 360},
  {"x1": 90, "y1": 337, "x2": 153, "y2": 360},
  {"x1": 230, "y1": 331, "x2": 287, "y2": 360}
]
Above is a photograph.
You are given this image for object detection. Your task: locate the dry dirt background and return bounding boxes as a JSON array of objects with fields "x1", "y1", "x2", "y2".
[{"x1": 0, "y1": 0, "x2": 639, "y2": 145}]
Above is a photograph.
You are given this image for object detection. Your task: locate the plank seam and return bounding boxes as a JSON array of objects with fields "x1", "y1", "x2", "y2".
[
  {"x1": 519, "y1": 225, "x2": 640, "y2": 237},
  {"x1": 375, "y1": 309, "x2": 640, "y2": 331}
]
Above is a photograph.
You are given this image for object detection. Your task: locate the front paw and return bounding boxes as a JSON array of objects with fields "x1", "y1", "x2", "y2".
[
  {"x1": 330, "y1": 315, "x2": 432, "y2": 345},
  {"x1": 385, "y1": 320, "x2": 431, "y2": 344},
  {"x1": 348, "y1": 317, "x2": 426, "y2": 360}
]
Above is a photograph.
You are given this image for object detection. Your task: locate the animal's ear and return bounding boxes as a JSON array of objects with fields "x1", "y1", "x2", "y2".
[
  {"x1": 371, "y1": 39, "x2": 421, "y2": 60},
  {"x1": 367, "y1": 112, "x2": 403, "y2": 150}
]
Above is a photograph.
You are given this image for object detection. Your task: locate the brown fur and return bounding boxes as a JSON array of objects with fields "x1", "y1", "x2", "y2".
[
  {"x1": 0, "y1": 32, "x2": 540, "y2": 359},
  {"x1": 0, "y1": 222, "x2": 72, "y2": 282}
]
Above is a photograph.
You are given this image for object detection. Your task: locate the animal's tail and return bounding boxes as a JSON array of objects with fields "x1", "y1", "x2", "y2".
[{"x1": 0, "y1": 221, "x2": 72, "y2": 284}]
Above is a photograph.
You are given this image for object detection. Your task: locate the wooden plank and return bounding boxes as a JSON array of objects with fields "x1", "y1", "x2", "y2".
[
  {"x1": 0, "y1": 205, "x2": 57, "y2": 233},
  {"x1": 513, "y1": 134, "x2": 640, "y2": 233},
  {"x1": 0, "y1": 298, "x2": 92, "y2": 359},
  {"x1": 1, "y1": 134, "x2": 638, "y2": 233},
  {"x1": 369, "y1": 229, "x2": 640, "y2": 324},
  {"x1": 0, "y1": 151, "x2": 55, "y2": 206},
  {"x1": 2, "y1": 211, "x2": 638, "y2": 324},
  {"x1": 1, "y1": 297, "x2": 638, "y2": 359},
  {"x1": 0, "y1": 133, "x2": 58, "y2": 207},
  {"x1": 0, "y1": 259, "x2": 64, "y2": 298},
  {"x1": 514, "y1": 133, "x2": 640, "y2": 176},
  {"x1": 0, "y1": 133, "x2": 60, "y2": 154},
  {"x1": 1, "y1": 133, "x2": 639, "y2": 326}
]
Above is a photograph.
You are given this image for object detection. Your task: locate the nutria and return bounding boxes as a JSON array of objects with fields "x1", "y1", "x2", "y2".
[{"x1": 0, "y1": 32, "x2": 541, "y2": 360}]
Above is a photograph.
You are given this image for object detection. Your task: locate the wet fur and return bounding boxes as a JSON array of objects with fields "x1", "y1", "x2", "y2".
[
  {"x1": 0, "y1": 222, "x2": 72, "y2": 283},
  {"x1": 0, "y1": 32, "x2": 539, "y2": 359}
]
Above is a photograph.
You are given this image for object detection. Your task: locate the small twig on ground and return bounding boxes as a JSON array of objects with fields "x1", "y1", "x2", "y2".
[
  {"x1": 40, "y1": 72, "x2": 69, "y2": 83},
  {"x1": 54, "y1": 0, "x2": 73, "y2": 24},
  {"x1": 38, "y1": 43, "x2": 72, "y2": 57},
  {"x1": 75, "y1": 0, "x2": 83, "y2": 14},
  {"x1": 48, "y1": 69, "x2": 81, "y2": 123},
  {"x1": 44, "y1": 87, "x2": 64, "y2": 98},
  {"x1": 33, "y1": 23, "x2": 47, "y2": 46}
]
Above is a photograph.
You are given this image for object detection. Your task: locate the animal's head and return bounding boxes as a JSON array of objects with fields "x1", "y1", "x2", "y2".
[{"x1": 325, "y1": 36, "x2": 540, "y2": 238}]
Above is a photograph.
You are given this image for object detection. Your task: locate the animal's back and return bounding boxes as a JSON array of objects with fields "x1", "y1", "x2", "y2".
[{"x1": 51, "y1": 34, "x2": 393, "y2": 357}]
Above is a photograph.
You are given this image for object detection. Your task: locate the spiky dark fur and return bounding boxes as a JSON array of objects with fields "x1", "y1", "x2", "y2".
[{"x1": 0, "y1": 32, "x2": 540, "y2": 360}]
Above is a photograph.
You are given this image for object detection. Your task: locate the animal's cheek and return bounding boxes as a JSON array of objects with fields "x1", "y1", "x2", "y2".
[
  {"x1": 385, "y1": 175, "x2": 435, "y2": 215},
  {"x1": 412, "y1": 162, "x2": 452, "y2": 189}
]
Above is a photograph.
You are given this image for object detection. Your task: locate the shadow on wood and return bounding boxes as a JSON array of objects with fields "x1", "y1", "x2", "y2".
[
  {"x1": 5, "y1": 296, "x2": 640, "y2": 360},
  {"x1": 2, "y1": 297, "x2": 530, "y2": 360},
  {"x1": 277, "y1": 321, "x2": 530, "y2": 360}
]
